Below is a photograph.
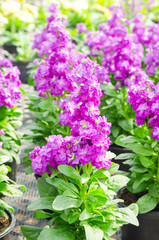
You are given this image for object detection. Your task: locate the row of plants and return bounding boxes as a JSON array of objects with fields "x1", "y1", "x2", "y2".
[
  {"x1": 1, "y1": 0, "x2": 159, "y2": 239},
  {"x1": 18, "y1": 2, "x2": 159, "y2": 240},
  {"x1": 0, "y1": 51, "x2": 26, "y2": 236}
]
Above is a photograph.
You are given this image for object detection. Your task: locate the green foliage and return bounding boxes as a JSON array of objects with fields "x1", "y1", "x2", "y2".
[
  {"x1": 23, "y1": 91, "x2": 71, "y2": 172},
  {"x1": 22, "y1": 164, "x2": 138, "y2": 240},
  {"x1": 0, "y1": 154, "x2": 26, "y2": 218},
  {"x1": 115, "y1": 134, "x2": 159, "y2": 214},
  {"x1": 0, "y1": 105, "x2": 22, "y2": 163},
  {"x1": 100, "y1": 83, "x2": 136, "y2": 143}
]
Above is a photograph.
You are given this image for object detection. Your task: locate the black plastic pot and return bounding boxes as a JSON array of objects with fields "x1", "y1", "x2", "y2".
[
  {"x1": 121, "y1": 210, "x2": 159, "y2": 240},
  {"x1": 7, "y1": 160, "x2": 16, "y2": 182},
  {"x1": 118, "y1": 188, "x2": 159, "y2": 240},
  {"x1": 109, "y1": 144, "x2": 131, "y2": 172},
  {"x1": 152, "y1": 20, "x2": 159, "y2": 24},
  {"x1": 3, "y1": 44, "x2": 17, "y2": 55},
  {"x1": 0, "y1": 210, "x2": 16, "y2": 240},
  {"x1": 13, "y1": 61, "x2": 31, "y2": 84}
]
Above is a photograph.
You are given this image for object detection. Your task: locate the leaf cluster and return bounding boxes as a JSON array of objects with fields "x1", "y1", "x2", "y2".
[
  {"x1": 0, "y1": 106, "x2": 22, "y2": 164},
  {"x1": 115, "y1": 134, "x2": 159, "y2": 213},
  {"x1": 0, "y1": 155, "x2": 26, "y2": 219},
  {"x1": 23, "y1": 92, "x2": 71, "y2": 173},
  {"x1": 21, "y1": 163, "x2": 138, "y2": 240},
  {"x1": 100, "y1": 83, "x2": 136, "y2": 142}
]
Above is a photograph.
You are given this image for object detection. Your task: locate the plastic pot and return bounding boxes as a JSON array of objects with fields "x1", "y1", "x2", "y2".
[
  {"x1": 3, "y1": 44, "x2": 17, "y2": 55},
  {"x1": 109, "y1": 144, "x2": 131, "y2": 171},
  {"x1": 121, "y1": 210, "x2": 159, "y2": 240},
  {"x1": 7, "y1": 160, "x2": 16, "y2": 182},
  {"x1": 13, "y1": 61, "x2": 31, "y2": 84},
  {"x1": 118, "y1": 188, "x2": 159, "y2": 240},
  {"x1": 0, "y1": 210, "x2": 16, "y2": 240}
]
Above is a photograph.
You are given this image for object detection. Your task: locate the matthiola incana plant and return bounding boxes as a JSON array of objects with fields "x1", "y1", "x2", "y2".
[
  {"x1": 23, "y1": 3, "x2": 109, "y2": 171},
  {"x1": 74, "y1": 9, "x2": 148, "y2": 143},
  {"x1": 21, "y1": 60, "x2": 139, "y2": 240},
  {"x1": 21, "y1": 6, "x2": 139, "y2": 234},
  {"x1": 115, "y1": 78, "x2": 159, "y2": 214}
]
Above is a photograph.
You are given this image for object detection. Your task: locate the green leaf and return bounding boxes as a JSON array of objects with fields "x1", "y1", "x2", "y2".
[
  {"x1": 149, "y1": 183, "x2": 159, "y2": 198},
  {"x1": 115, "y1": 153, "x2": 135, "y2": 160},
  {"x1": 137, "y1": 194, "x2": 158, "y2": 214},
  {"x1": 46, "y1": 178, "x2": 79, "y2": 195},
  {"x1": 68, "y1": 211, "x2": 79, "y2": 224},
  {"x1": 91, "y1": 169, "x2": 110, "y2": 179},
  {"x1": 81, "y1": 173, "x2": 90, "y2": 184},
  {"x1": 115, "y1": 205, "x2": 139, "y2": 226},
  {"x1": 10, "y1": 151, "x2": 20, "y2": 164},
  {"x1": 118, "y1": 119, "x2": 134, "y2": 132},
  {"x1": 38, "y1": 100, "x2": 56, "y2": 112},
  {"x1": 58, "y1": 165, "x2": 81, "y2": 181},
  {"x1": 108, "y1": 175, "x2": 129, "y2": 191},
  {"x1": 101, "y1": 83, "x2": 116, "y2": 97},
  {"x1": 53, "y1": 195, "x2": 83, "y2": 211},
  {"x1": 106, "y1": 151, "x2": 116, "y2": 159},
  {"x1": 108, "y1": 162, "x2": 119, "y2": 175},
  {"x1": 33, "y1": 210, "x2": 53, "y2": 219},
  {"x1": 37, "y1": 178, "x2": 58, "y2": 197},
  {"x1": 0, "y1": 199, "x2": 13, "y2": 213},
  {"x1": 37, "y1": 228, "x2": 75, "y2": 240},
  {"x1": 27, "y1": 197, "x2": 54, "y2": 211},
  {"x1": 83, "y1": 224, "x2": 103, "y2": 240},
  {"x1": 131, "y1": 143, "x2": 153, "y2": 156},
  {"x1": 115, "y1": 135, "x2": 137, "y2": 146},
  {"x1": 21, "y1": 225, "x2": 42, "y2": 240},
  {"x1": 132, "y1": 174, "x2": 152, "y2": 190},
  {"x1": 0, "y1": 155, "x2": 10, "y2": 164},
  {"x1": 79, "y1": 209, "x2": 92, "y2": 221},
  {"x1": 140, "y1": 156, "x2": 152, "y2": 168},
  {"x1": 112, "y1": 127, "x2": 119, "y2": 138},
  {"x1": 0, "y1": 164, "x2": 9, "y2": 175}
]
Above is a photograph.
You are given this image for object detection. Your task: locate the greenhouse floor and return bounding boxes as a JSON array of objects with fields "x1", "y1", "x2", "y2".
[{"x1": 5, "y1": 84, "x2": 121, "y2": 240}]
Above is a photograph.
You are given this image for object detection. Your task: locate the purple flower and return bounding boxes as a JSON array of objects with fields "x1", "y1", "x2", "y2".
[{"x1": 0, "y1": 129, "x2": 5, "y2": 135}]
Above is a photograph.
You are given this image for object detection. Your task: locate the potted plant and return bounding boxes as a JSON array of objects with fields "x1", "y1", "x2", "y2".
[
  {"x1": 21, "y1": 163, "x2": 139, "y2": 240},
  {"x1": 114, "y1": 78, "x2": 159, "y2": 239},
  {"x1": 0, "y1": 153, "x2": 26, "y2": 239}
]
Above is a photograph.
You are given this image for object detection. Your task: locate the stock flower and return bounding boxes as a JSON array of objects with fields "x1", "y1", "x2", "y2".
[
  {"x1": 30, "y1": 4, "x2": 112, "y2": 175},
  {"x1": 0, "y1": 129, "x2": 5, "y2": 135},
  {"x1": 0, "y1": 54, "x2": 22, "y2": 108},
  {"x1": 127, "y1": 79, "x2": 159, "y2": 140},
  {"x1": 84, "y1": 9, "x2": 144, "y2": 87}
]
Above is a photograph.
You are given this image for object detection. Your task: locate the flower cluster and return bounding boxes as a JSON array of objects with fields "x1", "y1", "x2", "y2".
[
  {"x1": 84, "y1": 9, "x2": 144, "y2": 87},
  {"x1": 30, "y1": 5, "x2": 112, "y2": 175},
  {"x1": 30, "y1": 57, "x2": 112, "y2": 174},
  {"x1": 30, "y1": 116, "x2": 111, "y2": 175},
  {"x1": 127, "y1": 78, "x2": 159, "y2": 140},
  {"x1": 131, "y1": 15, "x2": 159, "y2": 76},
  {"x1": 34, "y1": 3, "x2": 109, "y2": 97},
  {"x1": 33, "y1": 4, "x2": 87, "y2": 96},
  {"x1": 0, "y1": 54, "x2": 22, "y2": 108}
]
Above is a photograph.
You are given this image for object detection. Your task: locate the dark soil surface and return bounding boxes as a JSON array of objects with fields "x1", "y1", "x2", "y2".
[
  {"x1": 0, "y1": 213, "x2": 10, "y2": 233},
  {"x1": 119, "y1": 187, "x2": 159, "y2": 212}
]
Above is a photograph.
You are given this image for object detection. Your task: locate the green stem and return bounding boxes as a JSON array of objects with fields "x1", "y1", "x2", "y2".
[{"x1": 157, "y1": 158, "x2": 159, "y2": 182}]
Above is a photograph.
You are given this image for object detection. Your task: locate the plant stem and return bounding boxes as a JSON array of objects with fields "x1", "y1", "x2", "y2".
[{"x1": 157, "y1": 157, "x2": 159, "y2": 182}]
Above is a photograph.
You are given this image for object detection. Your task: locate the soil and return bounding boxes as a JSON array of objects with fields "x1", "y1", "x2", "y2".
[
  {"x1": 118, "y1": 187, "x2": 159, "y2": 212},
  {"x1": 0, "y1": 212, "x2": 10, "y2": 233}
]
